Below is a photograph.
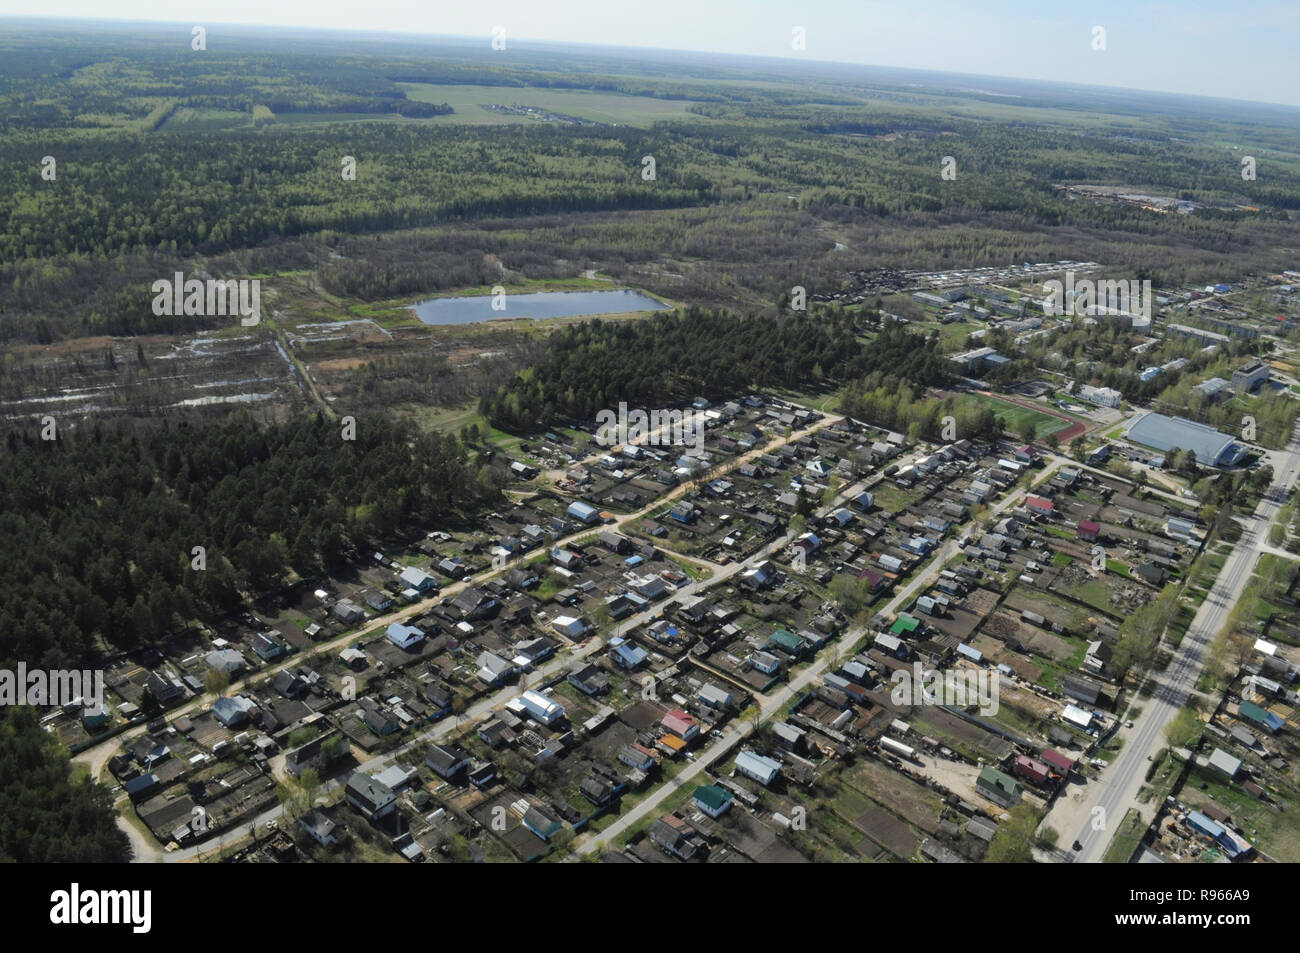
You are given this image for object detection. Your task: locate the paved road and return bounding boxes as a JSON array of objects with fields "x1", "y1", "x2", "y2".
[
  {"x1": 110, "y1": 420, "x2": 1047, "y2": 862},
  {"x1": 78, "y1": 409, "x2": 838, "y2": 769},
  {"x1": 103, "y1": 411, "x2": 841, "y2": 860},
  {"x1": 575, "y1": 451, "x2": 1050, "y2": 854},
  {"x1": 1062, "y1": 421, "x2": 1300, "y2": 863}
]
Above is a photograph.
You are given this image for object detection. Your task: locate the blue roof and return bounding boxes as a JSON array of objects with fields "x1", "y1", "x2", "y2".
[
  {"x1": 611, "y1": 643, "x2": 647, "y2": 667},
  {"x1": 123, "y1": 773, "x2": 159, "y2": 794},
  {"x1": 387, "y1": 622, "x2": 424, "y2": 645},
  {"x1": 1187, "y1": 810, "x2": 1224, "y2": 839},
  {"x1": 1125, "y1": 413, "x2": 1245, "y2": 467},
  {"x1": 735, "y1": 750, "x2": 781, "y2": 783}
]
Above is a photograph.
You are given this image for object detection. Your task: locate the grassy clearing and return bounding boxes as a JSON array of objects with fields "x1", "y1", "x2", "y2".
[
  {"x1": 398, "y1": 82, "x2": 702, "y2": 126},
  {"x1": 1102, "y1": 808, "x2": 1147, "y2": 862},
  {"x1": 774, "y1": 387, "x2": 841, "y2": 413}
]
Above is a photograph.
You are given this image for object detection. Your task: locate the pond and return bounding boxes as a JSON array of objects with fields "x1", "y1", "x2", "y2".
[{"x1": 408, "y1": 289, "x2": 669, "y2": 325}]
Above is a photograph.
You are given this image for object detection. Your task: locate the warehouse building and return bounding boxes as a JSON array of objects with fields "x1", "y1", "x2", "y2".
[{"x1": 1123, "y1": 413, "x2": 1247, "y2": 468}]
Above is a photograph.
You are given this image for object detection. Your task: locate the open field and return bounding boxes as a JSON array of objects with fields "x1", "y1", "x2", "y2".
[{"x1": 398, "y1": 82, "x2": 703, "y2": 126}]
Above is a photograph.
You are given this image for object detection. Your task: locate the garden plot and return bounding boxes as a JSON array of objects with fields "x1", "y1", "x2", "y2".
[
  {"x1": 850, "y1": 806, "x2": 921, "y2": 860},
  {"x1": 843, "y1": 758, "x2": 945, "y2": 835}
]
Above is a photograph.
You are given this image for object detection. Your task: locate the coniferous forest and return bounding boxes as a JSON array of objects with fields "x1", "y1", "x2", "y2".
[{"x1": 2, "y1": 17, "x2": 1300, "y2": 865}]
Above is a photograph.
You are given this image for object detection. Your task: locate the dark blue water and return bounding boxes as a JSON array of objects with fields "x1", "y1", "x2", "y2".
[{"x1": 409, "y1": 289, "x2": 669, "y2": 324}]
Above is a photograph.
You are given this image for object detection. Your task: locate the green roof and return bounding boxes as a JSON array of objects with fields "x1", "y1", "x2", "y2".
[
  {"x1": 891, "y1": 614, "x2": 920, "y2": 635},
  {"x1": 977, "y1": 766, "x2": 1023, "y2": 796},
  {"x1": 1239, "y1": 700, "x2": 1279, "y2": 726},
  {"x1": 768, "y1": 628, "x2": 801, "y2": 652},
  {"x1": 693, "y1": 784, "x2": 733, "y2": 810}
]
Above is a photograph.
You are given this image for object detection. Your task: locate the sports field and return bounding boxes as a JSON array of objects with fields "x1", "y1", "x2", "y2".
[{"x1": 956, "y1": 391, "x2": 1081, "y2": 440}]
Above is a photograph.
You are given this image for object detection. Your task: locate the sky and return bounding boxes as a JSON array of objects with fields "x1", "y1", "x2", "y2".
[{"x1": 5, "y1": 0, "x2": 1299, "y2": 107}]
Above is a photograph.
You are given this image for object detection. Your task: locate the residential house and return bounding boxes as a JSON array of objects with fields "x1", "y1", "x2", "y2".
[
  {"x1": 514, "y1": 689, "x2": 566, "y2": 726},
  {"x1": 212, "y1": 695, "x2": 256, "y2": 728},
  {"x1": 567, "y1": 501, "x2": 601, "y2": 524},
  {"x1": 145, "y1": 669, "x2": 186, "y2": 705},
  {"x1": 608, "y1": 638, "x2": 648, "y2": 671},
  {"x1": 650, "y1": 815, "x2": 701, "y2": 860},
  {"x1": 699, "y1": 683, "x2": 733, "y2": 711},
  {"x1": 205, "y1": 649, "x2": 247, "y2": 676},
  {"x1": 300, "y1": 808, "x2": 342, "y2": 846},
  {"x1": 976, "y1": 766, "x2": 1024, "y2": 807},
  {"x1": 345, "y1": 773, "x2": 396, "y2": 821},
  {"x1": 425, "y1": 743, "x2": 472, "y2": 781},
  {"x1": 523, "y1": 805, "x2": 564, "y2": 841},
  {"x1": 360, "y1": 589, "x2": 393, "y2": 613},
  {"x1": 735, "y1": 750, "x2": 781, "y2": 786},
  {"x1": 550, "y1": 615, "x2": 589, "y2": 639},
  {"x1": 386, "y1": 623, "x2": 425, "y2": 650},
  {"x1": 1013, "y1": 754, "x2": 1051, "y2": 786},
  {"x1": 399, "y1": 566, "x2": 438, "y2": 593},
  {"x1": 692, "y1": 784, "x2": 733, "y2": 819},
  {"x1": 476, "y1": 651, "x2": 517, "y2": 687},
  {"x1": 567, "y1": 663, "x2": 611, "y2": 696},
  {"x1": 619, "y1": 744, "x2": 657, "y2": 772},
  {"x1": 452, "y1": 587, "x2": 499, "y2": 620},
  {"x1": 251, "y1": 631, "x2": 287, "y2": 662},
  {"x1": 580, "y1": 775, "x2": 616, "y2": 806},
  {"x1": 332, "y1": 600, "x2": 364, "y2": 625},
  {"x1": 661, "y1": 709, "x2": 699, "y2": 741}
]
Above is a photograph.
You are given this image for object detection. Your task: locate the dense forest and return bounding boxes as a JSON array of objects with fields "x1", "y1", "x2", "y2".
[
  {"x1": 3, "y1": 24, "x2": 1300, "y2": 345},
  {"x1": 2, "y1": 18, "x2": 1300, "y2": 871},
  {"x1": 838, "y1": 375, "x2": 1003, "y2": 443},
  {"x1": 6, "y1": 109, "x2": 1293, "y2": 268},
  {"x1": 0, "y1": 414, "x2": 498, "y2": 667},
  {"x1": 0, "y1": 708, "x2": 129, "y2": 862},
  {"x1": 481, "y1": 310, "x2": 950, "y2": 431}
]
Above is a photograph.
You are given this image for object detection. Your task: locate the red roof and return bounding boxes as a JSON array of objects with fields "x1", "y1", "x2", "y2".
[
  {"x1": 661, "y1": 710, "x2": 698, "y2": 737},
  {"x1": 858, "y1": 568, "x2": 885, "y2": 589},
  {"x1": 1014, "y1": 754, "x2": 1050, "y2": 781},
  {"x1": 1025, "y1": 495, "x2": 1054, "y2": 512},
  {"x1": 1040, "y1": 748, "x2": 1073, "y2": 772},
  {"x1": 1077, "y1": 520, "x2": 1100, "y2": 535}
]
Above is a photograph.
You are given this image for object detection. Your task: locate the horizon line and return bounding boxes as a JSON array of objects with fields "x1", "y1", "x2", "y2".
[{"x1": 4, "y1": 13, "x2": 1300, "y2": 114}]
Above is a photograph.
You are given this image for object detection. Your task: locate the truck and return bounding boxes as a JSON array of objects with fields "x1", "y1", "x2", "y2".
[{"x1": 879, "y1": 736, "x2": 916, "y2": 762}]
